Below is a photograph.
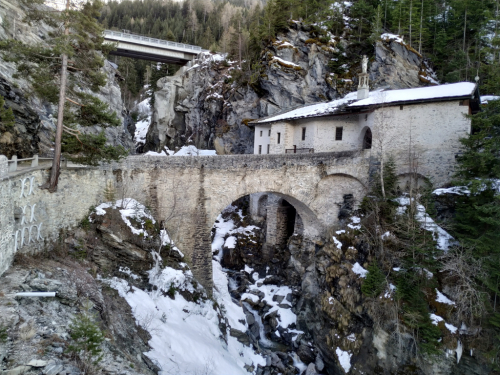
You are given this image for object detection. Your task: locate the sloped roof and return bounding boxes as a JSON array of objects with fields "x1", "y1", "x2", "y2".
[
  {"x1": 251, "y1": 82, "x2": 477, "y2": 125},
  {"x1": 349, "y1": 82, "x2": 476, "y2": 108}
]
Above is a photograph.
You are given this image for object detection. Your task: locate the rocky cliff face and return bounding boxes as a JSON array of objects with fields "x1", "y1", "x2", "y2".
[
  {"x1": 0, "y1": 0, "x2": 134, "y2": 158},
  {"x1": 216, "y1": 197, "x2": 491, "y2": 375},
  {"x1": 0, "y1": 77, "x2": 41, "y2": 158},
  {"x1": 145, "y1": 23, "x2": 436, "y2": 155}
]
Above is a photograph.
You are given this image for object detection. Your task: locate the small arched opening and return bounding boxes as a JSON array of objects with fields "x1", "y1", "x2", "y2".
[
  {"x1": 362, "y1": 128, "x2": 372, "y2": 149},
  {"x1": 273, "y1": 198, "x2": 296, "y2": 246}
]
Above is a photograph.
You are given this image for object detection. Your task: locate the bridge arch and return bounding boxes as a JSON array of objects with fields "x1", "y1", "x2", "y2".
[{"x1": 210, "y1": 190, "x2": 324, "y2": 241}]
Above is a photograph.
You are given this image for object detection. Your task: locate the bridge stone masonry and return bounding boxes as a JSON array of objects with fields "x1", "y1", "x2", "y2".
[{"x1": 0, "y1": 152, "x2": 371, "y2": 292}]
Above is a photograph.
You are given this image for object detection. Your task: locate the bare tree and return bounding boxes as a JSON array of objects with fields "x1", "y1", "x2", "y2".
[
  {"x1": 439, "y1": 246, "x2": 487, "y2": 325},
  {"x1": 371, "y1": 92, "x2": 397, "y2": 200}
]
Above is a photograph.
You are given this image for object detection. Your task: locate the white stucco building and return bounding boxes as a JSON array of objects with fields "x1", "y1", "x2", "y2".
[{"x1": 249, "y1": 81, "x2": 481, "y2": 185}]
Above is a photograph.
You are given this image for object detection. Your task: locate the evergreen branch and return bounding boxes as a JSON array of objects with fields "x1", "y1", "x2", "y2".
[{"x1": 65, "y1": 97, "x2": 84, "y2": 106}]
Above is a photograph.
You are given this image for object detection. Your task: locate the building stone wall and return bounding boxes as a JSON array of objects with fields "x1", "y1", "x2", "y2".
[
  {"x1": 260, "y1": 100, "x2": 468, "y2": 187},
  {"x1": 254, "y1": 125, "x2": 271, "y2": 154},
  {"x1": 375, "y1": 100, "x2": 470, "y2": 185}
]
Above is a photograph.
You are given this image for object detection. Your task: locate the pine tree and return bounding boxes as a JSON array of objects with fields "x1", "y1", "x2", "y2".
[
  {"x1": 0, "y1": 95, "x2": 15, "y2": 130},
  {"x1": 454, "y1": 98, "x2": 500, "y2": 366},
  {"x1": 0, "y1": 0, "x2": 127, "y2": 192}
]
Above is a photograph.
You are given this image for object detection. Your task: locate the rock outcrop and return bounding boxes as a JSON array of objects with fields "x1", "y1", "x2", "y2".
[
  {"x1": 0, "y1": 0, "x2": 134, "y2": 158},
  {"x1": 145, "y1": 23, "x2": 436, "y2": 155},
  {"x1": 0, "y1": 77, "x2": 41, "y2": 158}
]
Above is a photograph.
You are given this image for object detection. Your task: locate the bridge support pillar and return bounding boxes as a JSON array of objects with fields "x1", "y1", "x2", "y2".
[
  {"x1": 266, "y1": 196, "x2": 296, "y2": 248},
  {"x1": 191, "y1": 169, "x2": 213, "y2": 297}
]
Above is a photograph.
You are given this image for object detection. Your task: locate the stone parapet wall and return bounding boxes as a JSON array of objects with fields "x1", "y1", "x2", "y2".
[
  {"x1": 0, "y1": 167, "x2": 110, "y2": 275},
  {"x1": 113, "y1": 151, "x2": 365, "y2": 173}
]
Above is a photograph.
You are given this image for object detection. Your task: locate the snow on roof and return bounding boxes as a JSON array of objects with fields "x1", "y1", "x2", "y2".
[
  {"x1": 251, "y1": 82, "x2": 476, "y2": 125},
  {"x1": 253, "y1": 92, "x2": 358, "y2": 124},
  {"x1": 350, "y1": 82, "x2": 476, "y2": 107}
]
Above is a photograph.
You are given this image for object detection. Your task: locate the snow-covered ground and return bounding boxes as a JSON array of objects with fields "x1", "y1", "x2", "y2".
[
  {"x1": 97, "y1": 199, "x2": 266, "y2": 375},
  {"x1": 395, "y1": 196, "x2": 455, "y2": 251},
  {"x1": 144, "y1": 145, "x2": 217, "y2": 157},
  {"x1": 134, "y1": 98, "x2": 152, "y2": 146}
]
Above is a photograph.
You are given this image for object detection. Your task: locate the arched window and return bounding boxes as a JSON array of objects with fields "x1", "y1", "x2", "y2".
[{"x1": 363, "y1": 128, "x2": 372, "y2": 149}]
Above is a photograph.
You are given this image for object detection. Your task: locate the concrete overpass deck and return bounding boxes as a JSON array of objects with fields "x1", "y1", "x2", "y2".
[{"x1": 103, "y1": 30, "x2": 206, "y2": 64}]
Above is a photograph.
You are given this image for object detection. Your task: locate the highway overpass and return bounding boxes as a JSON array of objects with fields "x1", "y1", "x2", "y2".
[{"x1": 104, "y1": 30, "x2": 205, "y2": 64}]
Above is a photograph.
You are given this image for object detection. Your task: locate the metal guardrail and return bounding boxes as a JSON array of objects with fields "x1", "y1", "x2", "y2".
[
  {"x1": 285, "y1": 147, "x2": 314, "y2": 154},
  {"x1": 7, "y1": 155, "x2": 68, "y2": 173},
  {"x1": 104, "y1": 30, "x2": 203, "y2": 52}
]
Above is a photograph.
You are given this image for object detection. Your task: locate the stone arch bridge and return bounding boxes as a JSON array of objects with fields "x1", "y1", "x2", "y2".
[{"x1": 0, "y1": 151, "x2": 371, "y2": 290}]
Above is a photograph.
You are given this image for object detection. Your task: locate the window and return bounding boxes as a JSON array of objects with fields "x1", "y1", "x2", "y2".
[
  {"x1": 400, "y1": 105, "x2": 404, "y2": 110},
  {"x1": 302, "y1": 127, "x2": 306, "y2": 141},
  {"x1": 268, "y1": 129, "x2": 271, "y2": 136},
  {"x1": 260, "y1": 131, "x2": 263, "y2": 137},
  {"x1": 277, "y1": 132, "x2": 281, "y2": 144},
  {"x1": 258, "y1": 145, "x2": 262, "y2": 154},
  {"x1": 365, "y1": 114, "x2": 368, "y2": 121},
  {"x1": 363, "y1": 128, "x2": 372, "y2": 149},
  {"x1": 335, "y1": 127, "x2": 343, "y2": 141},
  {"x1": 267, "y1": 144, "x2": 270, "y2": 154}
]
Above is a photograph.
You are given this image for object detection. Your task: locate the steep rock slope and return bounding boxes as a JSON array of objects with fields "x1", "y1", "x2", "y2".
[
  {"x1": 213, "y1": 197, "x2": 491, "y2": 375},
  {"x1": 0, "y1": 0, "x2": 133, "y2": 158},
  {"x1": 145, "y1": 24, "x2": 435, "y2": 155}
]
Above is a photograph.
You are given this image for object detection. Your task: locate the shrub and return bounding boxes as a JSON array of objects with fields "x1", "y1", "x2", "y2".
[
  {"x1": 361, "y1": 263, "x2": 386, "y2": 297},
  {"x1": 67, "y1": 313, "x2": 105, "y2": 364},
  {"x1": 0, "y1": 325, "x2": 8, "y2": 343}
]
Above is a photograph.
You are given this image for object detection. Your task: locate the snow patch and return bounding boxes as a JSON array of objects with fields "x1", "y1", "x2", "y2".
[
  {"x1": 352, "y1": 262, "x2": 368, "y2": 278},
  {"x1": 336, "y1": 347, "x2": 352, "y2": 373},
  {"x1": 436, "y1": 289, "x2": 455, "y2": 305},
  {"x1": 433, "y1": 186, "x2": 470, "y2": 196},
  {"x1": 332, "y1": 236, "x2": 343, "y2": 249}
]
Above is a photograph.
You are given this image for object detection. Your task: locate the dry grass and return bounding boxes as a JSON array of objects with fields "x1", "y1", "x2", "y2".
[{"x1": 19, "y1": 320, "x2": 36, "y2": 341}]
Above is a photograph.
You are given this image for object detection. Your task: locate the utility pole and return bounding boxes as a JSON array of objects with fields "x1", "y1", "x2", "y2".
[{"x1": 43, "y1": 0, "x2": 69, "y2": 192}]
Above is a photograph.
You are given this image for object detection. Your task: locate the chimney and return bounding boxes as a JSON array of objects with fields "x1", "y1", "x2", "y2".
[{"x1": 357, "y1": 55, "x2": 369, "y2": 100}]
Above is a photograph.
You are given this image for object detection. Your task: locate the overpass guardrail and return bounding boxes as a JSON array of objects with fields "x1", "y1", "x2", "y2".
[{"x1": 104, "y1": 30, "x2": 203, "y2": 52}]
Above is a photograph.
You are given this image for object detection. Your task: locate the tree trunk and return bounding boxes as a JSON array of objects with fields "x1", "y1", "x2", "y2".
[
  {"x1": 409, "y1": 0, "x2": 413, "y2": 47},
  {"x1": 42, "y1": 0, "x2": 69, "y2": 193},
  {"x1": 419, "y1": 0, "x2": 424, "y2": 54},
  {"x1": 463, "y1": 8, "x2": 467, "y2": 53},
  {"x1": 380, "y1": 156, "x2": 386, "y2": 199},
  {"x1": 238, "y1": 20, "x2": 242, "y2": 68}
]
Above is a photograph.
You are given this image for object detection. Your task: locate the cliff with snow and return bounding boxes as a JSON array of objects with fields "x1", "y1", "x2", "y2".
[{"x1": 143, "y1": 23, "x2": 437, "y2": 155}]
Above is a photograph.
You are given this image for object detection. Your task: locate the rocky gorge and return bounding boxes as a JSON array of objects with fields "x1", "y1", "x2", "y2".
[{"x1": 0, "y1": 191, "x2": 492, "y2": 375}]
